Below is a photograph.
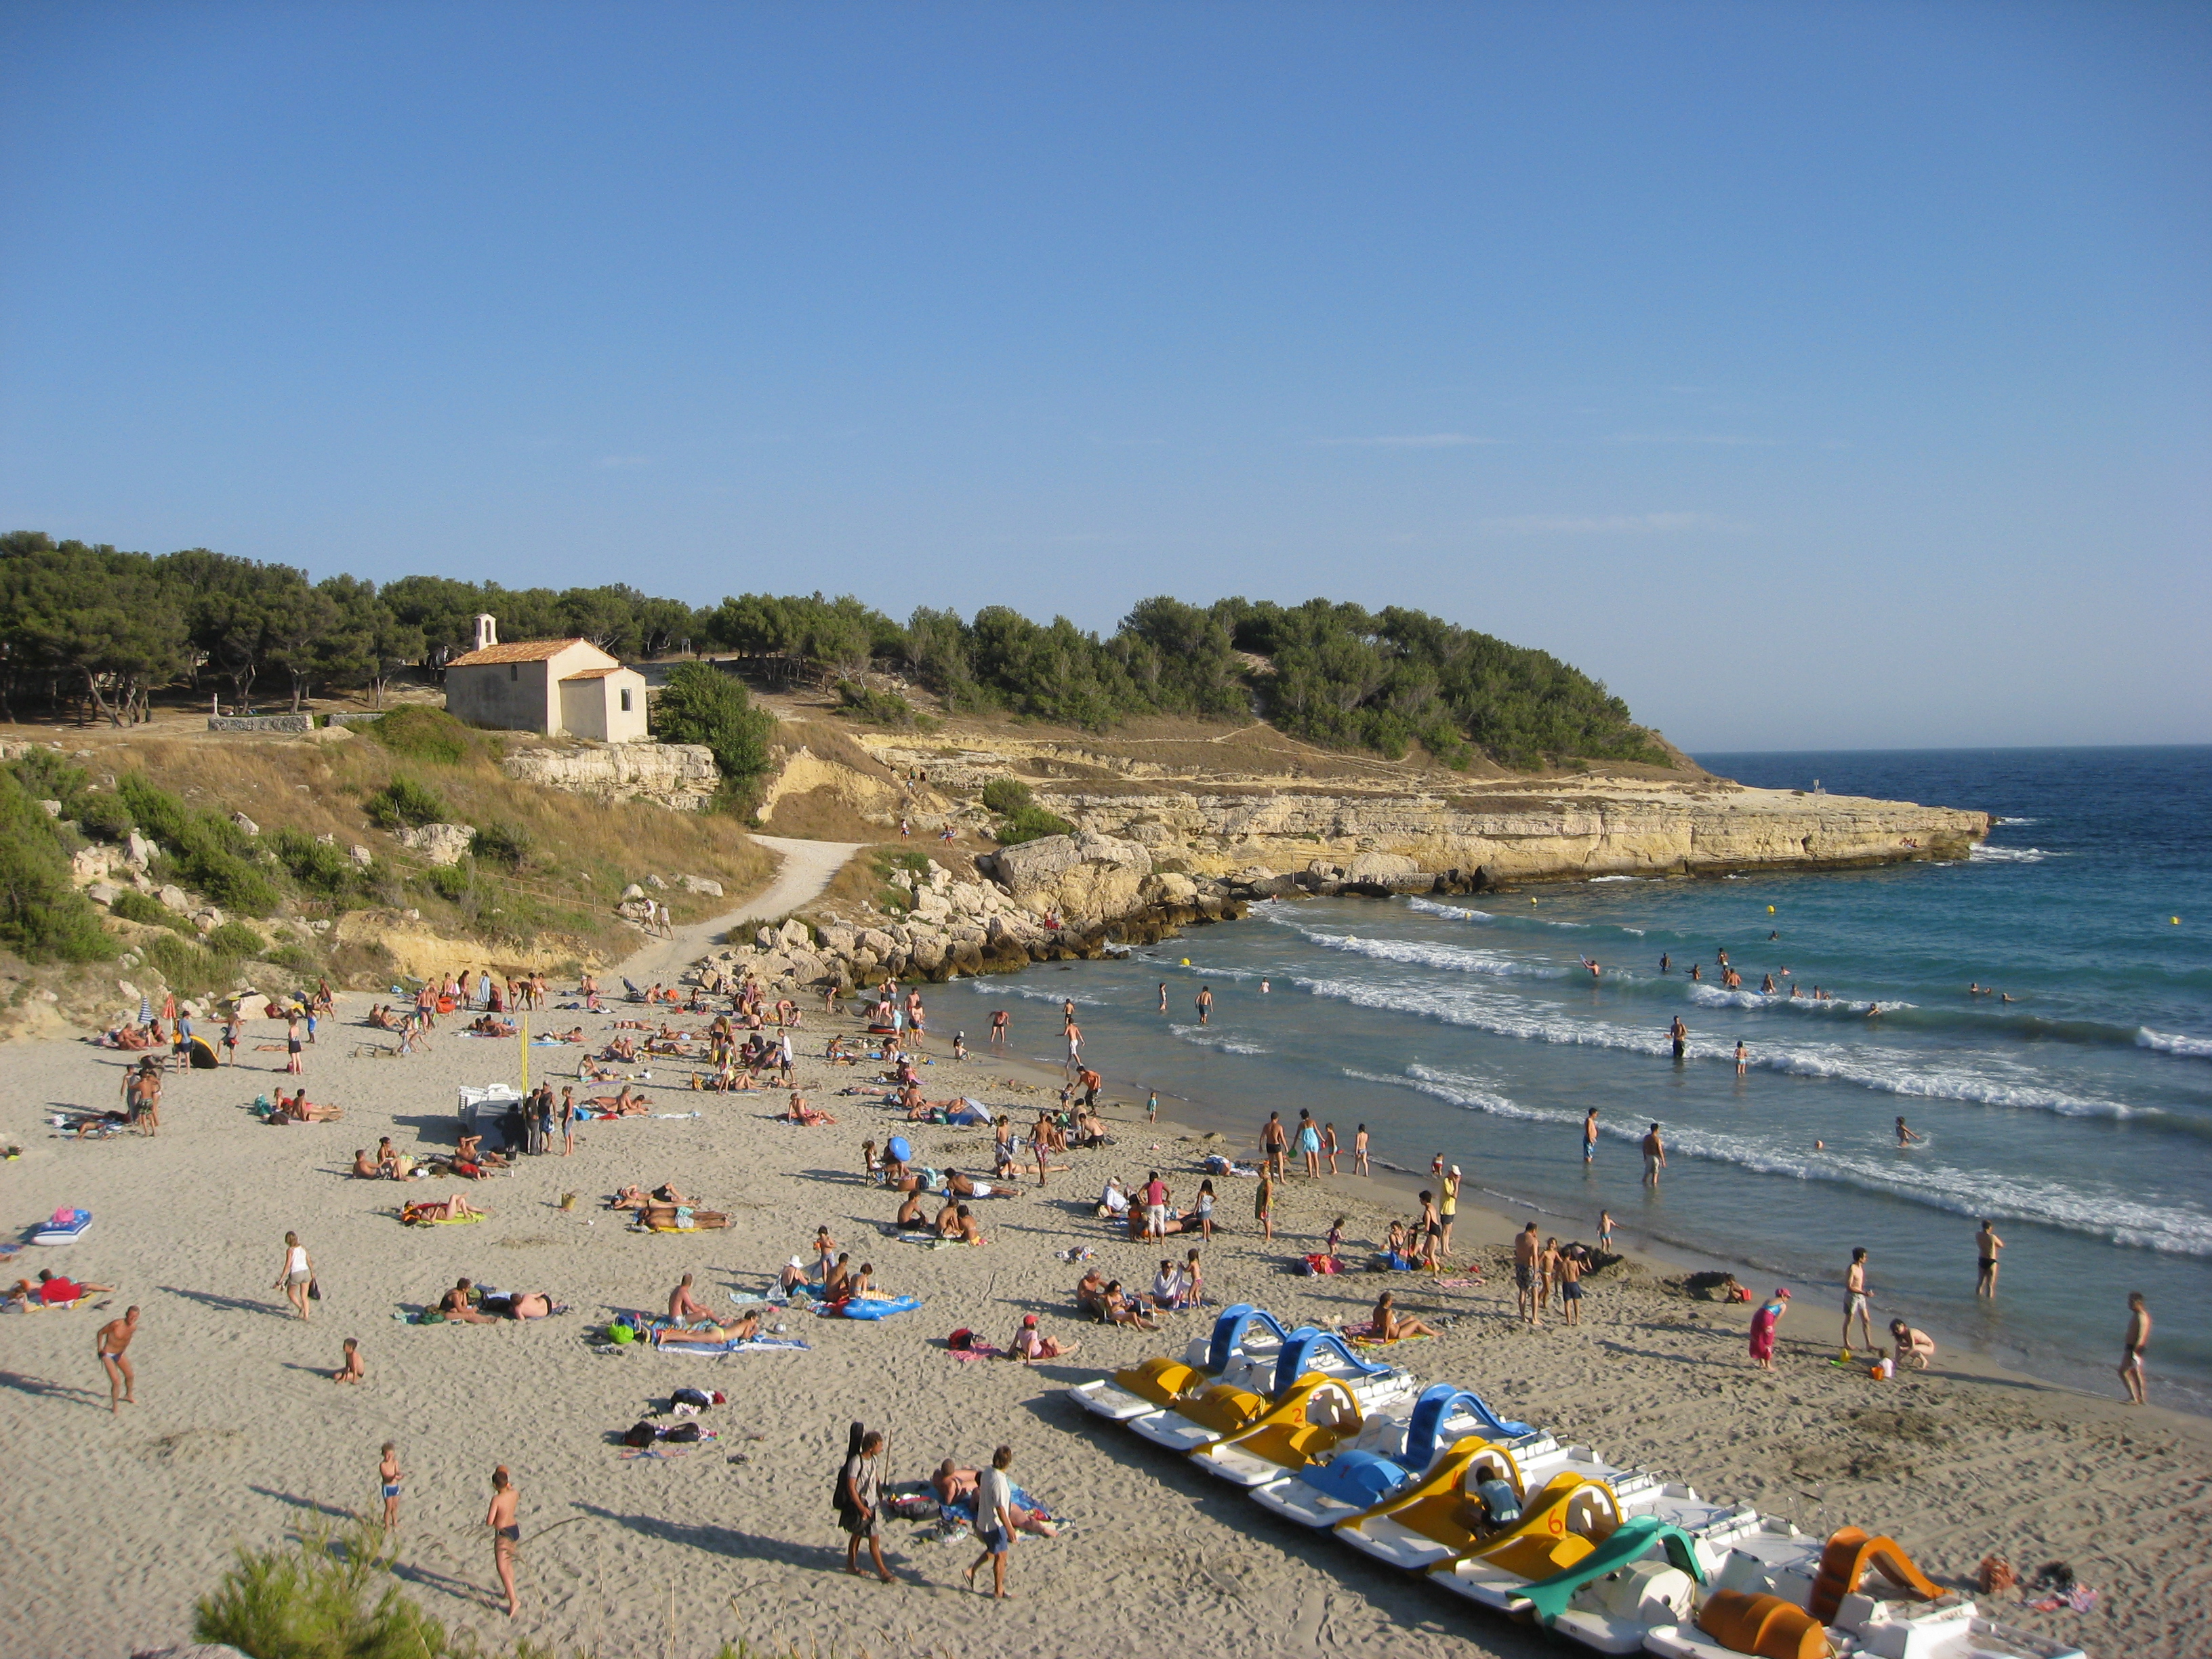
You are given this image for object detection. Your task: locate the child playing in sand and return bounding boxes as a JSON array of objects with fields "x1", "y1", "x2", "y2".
[{"x1": 332, "y1": 1337, "x2": 365, "y2": 1382}]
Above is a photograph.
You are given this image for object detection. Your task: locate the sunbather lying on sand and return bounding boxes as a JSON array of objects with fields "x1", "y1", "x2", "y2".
[
  {"x1": 402, "y1": 1195, "x2": 483, "y2": 1224},
  {"x1": 483, "y1": 1290, "x2": 554, "y2": 1319},
  {"x1": 5, "y1": 1269, "x2": 118, "y2": 1310},
  {"x1": 274, "y1": 1090, "x2": 343, "y2": 1122},
  {"x1": 467, "y1": 1015, "x2": 517, "y2": 1037},
  {"x1": 653, "y1": 1310, "x2": 760, "y2": 1345},
  {"x1": 588, "y1": 1086, "x2": 652, "y2": 1115}
]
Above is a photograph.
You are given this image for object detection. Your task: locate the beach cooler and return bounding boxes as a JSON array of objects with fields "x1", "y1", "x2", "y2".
[{"x1": 33, "y1": 1206, "x2": 91, "y2": 1245}]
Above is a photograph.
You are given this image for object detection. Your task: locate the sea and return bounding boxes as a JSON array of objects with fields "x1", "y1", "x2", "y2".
[{"x1": 963, "y1": 746, "x2": 2212, "y2": 1412}]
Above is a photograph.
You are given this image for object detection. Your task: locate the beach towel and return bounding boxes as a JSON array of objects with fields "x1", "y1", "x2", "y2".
[
  {"x1": 655, "y1": 1334, "x2": 813, "y2": 1356},
  {"x1": 402, "y1": 1210, "x2": 486, "y2": 1226}
]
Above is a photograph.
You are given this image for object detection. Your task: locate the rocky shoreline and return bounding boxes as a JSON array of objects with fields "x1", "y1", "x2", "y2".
[{"x1": 684, "y1": 773, "x2": 1992, "y2": 994}]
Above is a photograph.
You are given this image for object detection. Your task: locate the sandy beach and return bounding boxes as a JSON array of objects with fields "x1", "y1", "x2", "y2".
[{"x1": 1, "y1": 938, "x2": 2205, "y2": 1659}]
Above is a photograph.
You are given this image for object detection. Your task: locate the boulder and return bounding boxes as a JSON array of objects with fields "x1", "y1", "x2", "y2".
[
  {"x1": 37, "y1": 798, "x2": 61, "y2": 817},
  {"x1": 157, "y1": 884, "x2": 191, "y2": 912},
  {"x1": 124, "y1": 831, "x2": 156, "y2": 870},
  {"x1": 349, "y1": 844, "x2": 374, "y2": 867},
  {"x1": 192, "y1": 908, "x2": 225, "y2": 933},
  {"x1": 1143, "y1": 871, "x2": 1200, "y2": 905},
  {"x1": 394, "y1": 823, "x2": 474, "y2": 867},
  {"x1": 646, "y1": 874, "x2": 668, "y2": 889},
  {"x1": 229, "y1": 811, "x2": 260, "y2": 835},
  {"x1": 857, "y1": 927, "x2": 898, "y2": 958},
  {"x1": 909, "y1": 935, "x2": 947, "y2": 972},
  {"x1": 679, "y1": 875, "x2": 724, "y2": 897},
  {"x1": 87, "y1": 882, "x2": 120, "y2": 906},
  {"x1": 989, "y1": 832, "x2": 1153, "y2": 928},
  {"x1": 821, "y1": 924, "x2": 858, "y2": 958},
  {"x1": 1345, "y1": 850, "x2": 1423, "y2": 884},
  {"x1": 622, "y1": 883, "x2": 647, "y2": 901},
  {"x1": 777, "y1": 918, "x2": 813, "y2": 952},
  {"x1": 71, "y1": 845, "x2": 117, "y2": 884}
]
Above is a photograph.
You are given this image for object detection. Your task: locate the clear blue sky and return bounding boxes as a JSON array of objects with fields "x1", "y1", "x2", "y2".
[{"x1": 3, "y1": 3, "x2": 2206, "y2": 751}]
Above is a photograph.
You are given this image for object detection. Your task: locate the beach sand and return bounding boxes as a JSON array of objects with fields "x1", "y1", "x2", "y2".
[{"x1": 1, "y1": 964, "x2": 2205, "y2": 1658}]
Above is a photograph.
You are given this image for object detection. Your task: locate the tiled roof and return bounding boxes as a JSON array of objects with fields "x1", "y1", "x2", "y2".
[
  {"x1": 560, "y1": 665, "x2": 621, "y2": 680},
  {"x1": 448, "y1": 638, "x2": 594, "y2": 667}
]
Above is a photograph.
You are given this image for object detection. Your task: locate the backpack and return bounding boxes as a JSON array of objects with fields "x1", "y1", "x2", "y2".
[
  {"x1": 947, "y1": 1327, "x2": 975, "y2": 1351},
  {"x1": 661, "y1": 1421, "x2": 702, "y2": 1443},
  {"x1": 671, "y1": 1387, "x2": 712, "y2": 1410},
  {"x1": 623, "y1": 1421, "x2": 657, "y2": 1448}
]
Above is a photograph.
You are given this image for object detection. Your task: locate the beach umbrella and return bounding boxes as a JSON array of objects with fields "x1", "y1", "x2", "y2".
[{"x1": 138, "y1": 994, "x2": 153, "y2": 1026}]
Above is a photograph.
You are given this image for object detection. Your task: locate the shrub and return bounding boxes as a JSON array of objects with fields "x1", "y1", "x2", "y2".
[
  {"x1": 205, "y1": 921, "x2": 266, "y2": 958},
  {"x1": 650, "y1": 661, "x2": 776, "y2": 804},
  {"x1": 363, "y1": 777, "x2": 448, "y2": 830},
  {"x1": 834, "y1": 679, "x2": 937, "y2": 731},
  {"x1": 994, "y1": 803, "x2": 1075, "y2": 846},
  {"x1": 469, "y1": 820, "x2": 531, "y2": 869},
  {"x1": 422, "y1": 864, "x2": 470, "y2": 903},
  {"x1": 0, "y1": 769, "x2": 116, "y2": 963},
  {"x1": 76, "y1": 792, "x2": 134, "y2": 841},
  {"x1": 111, "y1": 888, "x2": 197, "y2": 935},
  {"x1": 979, "y1": 777, "x2": 1034, "y2": 816},
  {"x1": 7, "y1": 747, "x2": 89, "y2": 812},
  {"x1": 140, "y1": 933, "x2": 225, "y2": 995},
  {"x1": 365, "y1": 705, "x2": 472, "y2": 764},
  {"x1": 194, "y1": 1521, "x2": 454, "y2": 1659},
  {"x1": 116, "y1": 773, "x2": 279, "y2": 913},
  {"x1": 270, "y1": 943, "x2": 317, "y2": 971},
  {"x1": 269, "y1": 827, "x2": 359, "y2": 896}
]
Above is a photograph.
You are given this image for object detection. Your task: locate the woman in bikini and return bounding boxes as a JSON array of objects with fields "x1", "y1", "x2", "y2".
[
  {"x1": 1370, "y1": 1290, "x2": 1439, "y2": 1340},
  {"x1": 402, "y1": 1193, "x2": 483, "y2": 1224}
]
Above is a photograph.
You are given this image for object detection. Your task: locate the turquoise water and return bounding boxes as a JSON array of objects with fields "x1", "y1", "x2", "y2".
[{"x1": 966, "y1": 747, "x2": 2212, "y2": 1409}]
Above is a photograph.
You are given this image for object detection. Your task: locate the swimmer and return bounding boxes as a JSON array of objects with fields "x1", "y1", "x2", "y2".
[{"x1": 1896, "y1": 1117, "x2": 1925, "y2": 1145}]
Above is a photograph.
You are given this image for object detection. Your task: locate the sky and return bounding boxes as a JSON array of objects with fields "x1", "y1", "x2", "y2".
[{"x1": 2, "y1": 2, "x2": 2207, "y2": 752}]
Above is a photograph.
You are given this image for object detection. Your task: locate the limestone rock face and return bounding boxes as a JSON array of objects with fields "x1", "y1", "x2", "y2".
[
  {"x1": 394, "y1": 823, "x2": 474, "y2": 866},
  {"x1": 1345, "y1": 850, "x2": 1422, "y2": 884},
  {"x1": 501, "y1": 741, "x2": 720, "y2": 812},
  {"x1": 71, "y1": 845, "x2": 117, "y2": 885},
  {"x1": 987, "y1": 832, "x2": 1153, "y2": 926}
]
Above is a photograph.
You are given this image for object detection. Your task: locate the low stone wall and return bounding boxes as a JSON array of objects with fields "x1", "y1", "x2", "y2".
[
  {"x1": 325, "y1": 711, "x2": 388, "y2": 727},
  {"x1": 207, "y1": 714, "x2": 312, "y2": 733}
]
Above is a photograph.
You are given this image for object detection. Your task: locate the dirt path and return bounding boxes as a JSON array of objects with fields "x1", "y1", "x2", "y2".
[{"x1": 613, "y1": 833, "x2": 865, "y2": 985}]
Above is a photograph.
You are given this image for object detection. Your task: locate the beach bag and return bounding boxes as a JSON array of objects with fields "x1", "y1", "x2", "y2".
[
  {"x1": 672, "y1": 1387, "x2": 713, "y2": 1410},
  {"x1": 1302, "y1": 1253, "x2": 1341, "y2": 1275},
  {"x1": 947, "y1": 1326, "x2": 975, "y2": 1351},
  {"x1": 661, "y1": 1421, "x2": 701, "y2": 1444},
  {"x1": 623, "y1": 1421, "x2": 657, "y2": 1448}
]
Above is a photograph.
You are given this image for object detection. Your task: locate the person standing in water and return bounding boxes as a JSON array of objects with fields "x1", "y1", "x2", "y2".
[
  {"x1": 1158, "y1": 983, "x2": 1168, "y2": 1013},
  {"x1": 2118, "y1": 1293, "x2": 2152, "y2": 1405},
  {"x1": 1582, "y1": 1105, "x2": 1599, "y2": 1165},
  {"x1": 486, "y1": 1466, "x2": 520, "y2": 1616},
  {"x1": 1668, "y1": 1016, "x2": 1688, "y2": 1061},
  {"x1": 1195, "y1": 985, "x2": 1213, "y2": 1025},
  {"x1": 1353, "y1": 1124, "x2": 1370, "y2": 1176},
  {"x1": 1659, "y1": 953, "x2": 1671, "y2": 974},
  {"x1": 1735, "y1": 1040, "x2": 1748, "y2": 1078},
  {"x1": 1896, "y1": 1117, "x2": 1925, "y2": 1145},
  {"x1": 1975, "y1": 1220, "x2": 2004, "y2": 1296},
  {"x1": 1641, "y1": 1123, "x2": 1666, "y2": 1186}
]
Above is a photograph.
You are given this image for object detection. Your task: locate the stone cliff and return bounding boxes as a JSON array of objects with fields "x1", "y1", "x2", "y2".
[{"x1": 500, "y1": 739, "x2": 719, "y2": 811}]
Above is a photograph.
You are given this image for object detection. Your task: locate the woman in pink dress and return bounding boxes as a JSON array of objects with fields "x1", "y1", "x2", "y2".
[{"x1": 1748, "y1": 1287, "x2": 1790, "y2": 1370}]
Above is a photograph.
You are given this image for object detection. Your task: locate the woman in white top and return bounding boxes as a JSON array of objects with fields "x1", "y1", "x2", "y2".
[{"x1": 274, "y1": 1231, "x2": 314, "y2": 1322}]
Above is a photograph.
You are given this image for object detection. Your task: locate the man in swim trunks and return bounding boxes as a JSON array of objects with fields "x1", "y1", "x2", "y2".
[
  {"x1": 1195, "y1": 985, "x2": 1212, "y2": 1025},
  {"x1": 1514, "y1": 1223, "x2": 1541, "y2": 1325},
  {"x1": 1641, "y1": 1123, "x2": 1666, "y2": 1186},
  {"x1": 2118, "y1": 1292, "x2": 2150, "y2": 1405},
  {"x1": 1975, "y1": 1220, "x2": 2004, "y2": 1296},
  {"x1": 1668, "y1": 1016, "x2": 1688, "y2": 1061},
  {"x1": 1261, "y1": 1111, "x2": 1288, "y2": 1179},
  {"x1": 1843, "y1": 1247, "x2": 1874, "y2": 1353},
  {"x1": 1582, "y1": 1106, "x2": 1598, "y2": 1164},
  {"x1": 96, "y1": 1305, "x2": 140, "y2": 1413},
  {"x1": 668, "y1": 1273, "x2": 714, "y2": 1327}
]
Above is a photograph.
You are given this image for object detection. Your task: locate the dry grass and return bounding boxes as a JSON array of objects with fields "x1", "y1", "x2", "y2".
[{"x1": 50, "y1": 726, "x2": 772, "y2": 973}]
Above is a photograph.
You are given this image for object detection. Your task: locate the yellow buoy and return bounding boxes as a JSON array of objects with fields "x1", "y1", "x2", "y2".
[
  {"x1": 2175, "y1": 918, "x2": 2183, "y2": 926},
  {"x1": 1767, "y1": 905, "x2": 1776, "y2": 914},
  {"x1": 1180, "y1": 958, "x2": 1191, "y2": 966},
  {"x1": 1530, "y1": 897, "x2": 1538, "y2": 905}
]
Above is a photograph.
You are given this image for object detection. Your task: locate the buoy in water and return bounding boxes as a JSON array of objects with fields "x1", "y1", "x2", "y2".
[
  {"x1": 1179, "y1": 958, "x2": 1190, "y2": 966},
  {"x1": 1767, "y1": 905, "x2": 1776, "y2": 914},
  {"x1": 2175, "y1": 918, "x2": 2183, "y2": 926}
]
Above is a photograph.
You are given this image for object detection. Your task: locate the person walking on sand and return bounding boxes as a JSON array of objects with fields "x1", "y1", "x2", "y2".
[
  {"x1": 487, "y1": 1466, "x2": 520, "y2": 1616},
  {"x1": 839, "y1": 1425, "x2": 899, "y2": 1582},
  {"x1": 1843, "y1": 1247, "x2": 1874, "y2": 1354},
  {"x1": 1748, "y1": 1288, "x2": 1789, "y2": 1370},
  {"x1": 1322, "y1": 1121, "x2": 1340, "y2": 1174},
  {"x1": 1514, "y1": 1223, "x2": 1541, "y2": 1325},
  {"x1": 1582, "y1": 1105, "x2": 1598, "y2": 1165},
  {"x1": 1641, "y1": 1124, "x2": 1666, "y2": 1187},
  {"x1": 1598, "y1": 1210, "x2": 1614, "y2": 1253},
  {"x1": 1254, "y1": 1168, "x2": 1275, "y2": 1242},
  {"x1": 1297, "y1": 1110, "x2": 1322, "y2": 1178},
  {"x1": 379, "y1": 1442, "x2": 403, "y2": 1530},
  {"x1": 2118, "y1": 1293, "x2": 2151, "y2": 1405},
  {"x1": 1559, "y1": 1245, "x2": 1585, "y2": 1325},
  {"x1": 96, "y1": 1305, "x2": 139, "y2": 1414},
  {"x1": 274, "y1": 1231, "x2": 314, "y2": 1322},
  {"x1": 1439, "y1": 1166, "x2": 1461, "y2": 1254},
  {"x1": 966, "y1": 1444, "x2": 1017, "y2": 1598},
  {"x1": 1976, "y1": 1220, "x2": 2004, "y2": 1296},
  {"x1": 286, "y1": 1012, "x2": 304, "y2": 1076},
  {"x1": 1353, "y1": 1124, "x2": 1370, "y2": 1176}
]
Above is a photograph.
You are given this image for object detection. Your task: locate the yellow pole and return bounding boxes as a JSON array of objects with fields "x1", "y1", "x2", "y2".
[{"x1": 520, "y1": 1012, "x2": 529, "y2": 1093}]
